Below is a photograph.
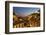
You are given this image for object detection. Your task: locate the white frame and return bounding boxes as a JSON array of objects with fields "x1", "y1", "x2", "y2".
[{"x1": 9, "y1": 3, "x2": 44, "y2": 32}]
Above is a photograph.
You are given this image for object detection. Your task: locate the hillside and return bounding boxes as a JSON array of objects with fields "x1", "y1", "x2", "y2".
[{"x1": 13, "y1": 13, "x2": 40, "y2": 28}]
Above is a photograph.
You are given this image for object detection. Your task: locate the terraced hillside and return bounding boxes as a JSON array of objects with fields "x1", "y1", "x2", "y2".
[{"x1": 13, "y1": 13, "x2": 40, "y2": 28}]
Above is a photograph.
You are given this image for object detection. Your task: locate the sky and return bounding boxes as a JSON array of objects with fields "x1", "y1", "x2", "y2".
[{"x1": 13, "y1": 7, "x2": 40, "y2": 17}]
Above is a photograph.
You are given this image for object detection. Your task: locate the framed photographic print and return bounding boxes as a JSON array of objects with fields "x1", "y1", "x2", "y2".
[{"x1": 5, "y1": 1, "x2": 45, "y2": 34}]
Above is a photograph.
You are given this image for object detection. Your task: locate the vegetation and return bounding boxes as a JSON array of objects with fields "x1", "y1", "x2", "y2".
[{"x1": 13, "y1": 13, "x2": 40, "y2": 28}]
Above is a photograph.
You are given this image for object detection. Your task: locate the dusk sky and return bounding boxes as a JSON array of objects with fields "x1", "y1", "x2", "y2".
[{"x1": 13, "y1": 7, "x2": 40, "y2": 17}]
